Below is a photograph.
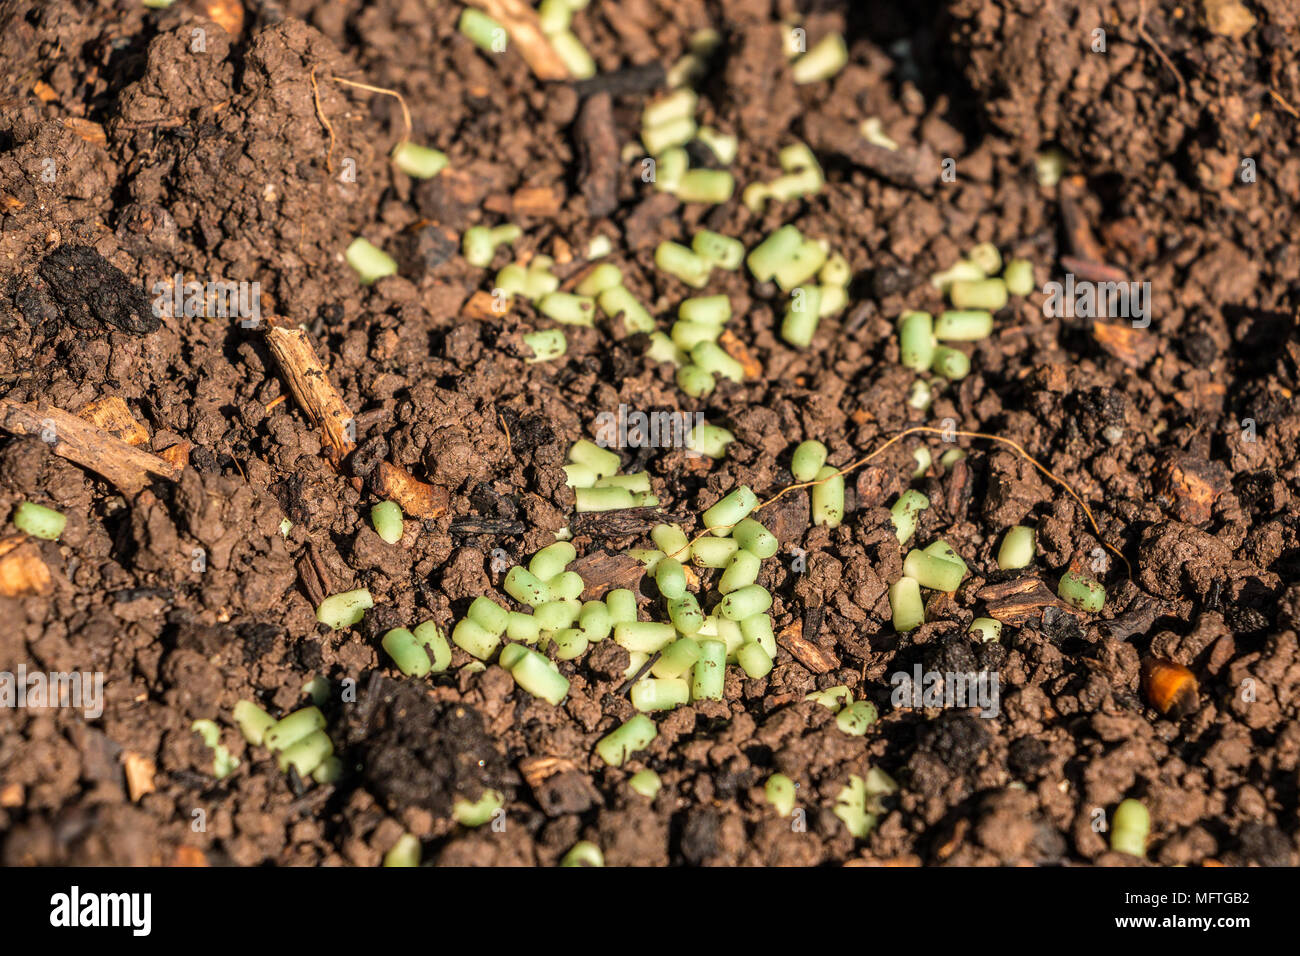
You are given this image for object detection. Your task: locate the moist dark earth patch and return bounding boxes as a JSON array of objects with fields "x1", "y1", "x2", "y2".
[{"x1": 0, "y1": 0, "x2": 1297, "y2": 867}]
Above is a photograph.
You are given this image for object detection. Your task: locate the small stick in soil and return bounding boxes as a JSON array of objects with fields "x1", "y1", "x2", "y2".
[
  {"x1": 803, "y1": 114, "x2": 939, "y2": 192},
  {"x1": 310, "y1": 65, "x2": 335, "y2": 173},
  {"x1": 572, "y1": 62, "x2": 666, "y2": 99},
  {"x1": 332, "y1": 76, "x2": 412, "y2": 144},
  {"x1": 262, "y1": 321, "x2": 357, "y2": 467},
  {"x1": 375, "y1": 461, "x2": 448, "y2": 519},
  {"x1": 465, "y1": 0, "x2": 570, "y2": 81},
  {"x1": 618, "y1": 651, "x2": 662, "y2": 697},
  {"x1": 0, "y1": 399, "x2": 180, "y2": 494},
  {"x1": 574, "y1": 92, "x2": 620, "y2": 219}
]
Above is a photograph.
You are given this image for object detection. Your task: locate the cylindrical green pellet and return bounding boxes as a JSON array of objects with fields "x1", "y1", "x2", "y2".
[
  {"x1": 547, "y1": 571, "x2": 586, "y2": 602},
  {"x1": 702, "y1": 485, "x2": 758, "y2": 535},
  {"x1": 345, "y1": 237, "x2": 398, "y2": 284},
  {"x1": 598, "y1": 285, "x2": 656, "y2": 335},
  {"x1": 391, "y1": 142, "x2": 448, "y2": 180},
  {"x1": 836, "y1": 700, "x2": 878, "y2": 736},
  {"x1": 651, "y1": 637, "x2": 701, "y2": 679},
  {"x1": 654, "y1": 557, "x2": 688, "y2": 599},
  {"x1": 561, "y1": 841, "x2": 604, "y2": 867},
  {"x1": 655, "y1": 146, "x2": 688, "y2": 192},
  {"x1": 940, "y1": 448, "x2": 967, "y2": 468},
  {"x1": 605, "y1": 588, "x2": 638, "y2": 624},
  {"x1": 890, "y1": 577, "x2": 925, "y2": 632},
  {"x1": 654, "y1": 241, "x2": 711, "y2": 288},
  {"x1": 628, "y1": 769, "x2": 662, "y2": 799},
  {"x1": 383, "y1": 627, "x2": 432, "y2": 677},
  {"x1": 924, "y1": 540, "x2": 968, "y2": 576},
  {"x1": 691, "y1": 639, "x2": 727, "y2": 700},
  {"x1": 718, "y1": 549, "x2": 762, "y2": 594},
  {"x1": 691, "y1": 341, "x2": 744, "y2": 382},
  {"x1": 688, "y1": 423, "x2": 734, "y2": 459},
  {"x1": 651, "y1": 523, "x2": 690, "y2": 560},
  {"x1": 948, "y1": 279, "x2": 1007, "y2": 312},
  {"x1": 806, "y1": 685, "x2": 852, "y2": 711},
  {"x1": 931, "y1": 346, "x2": 970, "y2": 380},
  {"x1": 912, "y1": 447, "x2": 932, "y2": 479},
  {"x1": 575, "y1": 263, "x2": 623, "y2": 297},
  {"x1": 692, "y1": 230, "x2": 745, "y2": 270},
  {"x1": 452, "y1": 617, "x2": 501, "y2": 660},
  {"x1": 773, "y1": 240, "x2": 829, "y2": 292},
  {"x1": 538, "y1": 291, "x2": 597, "y2": 326},
  {"x1": 690, "y1": 536, "x2": 739, "y2": 568},
  {"x1": 898, "y1": 311, "x2": 935, "y2": 371},
  {"x1": 568, "y1": 441, "x2": 620, "y2": 479},
  {"x1": 781, "y1": 285, "x2": 823, "y2": 348},
  {"x1": 499, "y1": 642, "x2": 529, "y2": 671},
  {"x1": 278, "y1": 728, "x2": 333, "y2": 776},
  {"x1": 313, "y1": 755, "x2": 344, "y2": 784},
  {"x1": 511, "y1": 649, "x2": 570, "y2": 705},
  {"x1": 820, "y1": 253, "x2": 852, "y2": 287},
  {"x1": 765, "y1": 773, "x2": 797, "y2": 816},
  {"x1": 412, "y1": 621, "x2": 452, "y2": 671},
  {"x1": 524, "y1": 329, "x2": 567, "y2": 363},
  {"x1": 631, "y1": 677, "x2": 690, "y2": 712},
  {"x1": 671, "y1": 319, "x2": 721, "y2": 352},
  {"x1": 676, "y1": 364, "x2": 716, "y2": 398},
  {"x1": 641, "y1": 88, "x2": 697, "y2": 128},
  {"x1": 790, "y1": 440, "x2": 828, "y2": 482},
  {"x1": 461, "y1": 226, "x2": 497, "y2": 269},
  {"x1": 383, "y1": 833, "x2": 422, "y2": 868},
  {"x1": 505, "y1": 566, "x2": 550, "y2": 606},
  {"x1": 264, "y1": 707, "x2": 325, "y2": 752},
  {"x1": 890, "y1": 490, "x2": 930, "y2": 543},
  {"x1": 529, "y1": 541, "x2": 577, "y2": 581},
  {"x1": 646, "y1": 332, "x2": 687, "y2": 366},
  {"x1": 909, "y1": 379, "x2": 932, "y2": 411},
  {"x1": 458, "y1": 7, "x2": 505, "y2": 52},
  {"x1": 534, "y1": 599, "x2": 581, "y2": 630},
  {"x1": 12, "y1": 501, "x2": 66, "y2": 540},
  {"x1": 709, "y1": 616, "x2": 745, "y2": 658},
  {"x1": 811, "y1": 464, "x2": 845, "y2": 528},
  {"x1": 968, "y1": 242, "x2": 1002, "y2": 276},
  {"x1": 1003, "y1": 258, "x2": 1035, "y2": 297},
  {"x1": 642, "y1": 117, "x2": 698, "y2": 155},
  {"x1": 732, "y1": 517, "x2": 778, "y2": 559},
  {"x1": 629, "y1": 548, "x2": 664, "y2": 573},
  {"x1": 930, "y1": 259, "x2": 985, "y2": 290},
  {"x1": 679, "y1": 294, "x2": 732, "y2": 325},
  {"x1": 1110, "y1": 798, "x2": 1149, "y2": 858},
  {"x1": 739, "y1": 613, "x2": 776, "y2": 657},
  {"x1": 1058, "y1": 571, "x2": 1106, "y2": 612},
  {"x1": 735, "y1": 640, "x2": 773, "y2": 679},
  {"x1": 576, "y1": 486, "x2": 636, "y2": 512},
  {"x1": 903, "y1": 549, "x2": 965, "y2": 592},
  {"x1": 468, "y1": 596, "x2": 509, "y2": 636},
  {"x1": 316, "y1": 589, "x2": 374, "y2": 631},
  {"x1": 997, "y1": 525, "x2": 1036, "y2": 570},
  {"x1": 595, "y1": 714, "x2": 658, "y2": 766},
  {"x1": 718, "y1": 584, "x2": 772, "y2": 621},
  {"x1": 969, "y1": 617, "x2": 1002, "y2": 643},
  {"x1": 746, "y1": 225, "x2": 803, "y2": 282},
  {"x1": 233, "y1": 700, "x2": 276, "y2": 747},
  {"x1": 674, "y1": 169, "x2": 735, "y2": 204},
  {"x1": 667, "y1": 593, "x2": 704, "y2": 635},
  {"x1": 614, "y1": 621, "x2": 676, "y2": 653},
  {"x1": 578, "y1": 600, "x2": 612, "y2": 641},
  {"x1": 505, "y1": 612, "x2": 541, "y2": 644},
  {"x1": 935, "y1": 309, "x2": 994, "y2": 340},
  {"x1": 551, "y1": 627, "x2": 588, "y2": 660}
]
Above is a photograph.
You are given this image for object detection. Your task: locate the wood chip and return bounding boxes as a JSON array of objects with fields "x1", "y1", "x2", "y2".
[
  {"x1": 0, "y1": 534, "x2": 52, "y2": 597},
  {"x1": 976, "y1": 577, "x2": 1080, "y2": 626},
  {"x1": 33, "y1": 81, "x2": 57, "y2": 102},
  {"x1": 568, "y1": 549, "x2": 645, "y2": 599},
  {"x1": 62, "y1": 117, "x2": 107, "y2": 147},
  {"x1": 465, "y1": 0, "x2": 570, "y2": 81},
  {"x1": 0, "y1": 399, "x2": 180, "y2": 494},
  {"x1": 76, "y1": 396, "x2": 149, "y2": 446},
  {"x1": 519, "y1": 755, "x2": 577, "y2": 790},
  {"x1": 263, "y1": 322, "x2": 357, "y2": 467},
  {"x1": 776, "y1": 618, "x2": 838, "y2": 673},
  {"x1": 1092, "y1": 321, "x2": 1156, "y2": 368},
  {"x1": 1157, "y1": 454, "x2": 1231, "y2": 525},
  {"x1": 462, "y1": 289, "x2": 505, "y2": 321},
  {"x1": 123, "y1": 752, "x2": 156, "y2": 802},
  {"x1": 172, "y1": 845, "x2": 210, "y2": 867},
  {"x1": 0, "y1": 782, "x2": 23, "y2": 807},
  {"x1": 511, "y1": 184, "x2": 564, "y2": 219},
  {"x1": 203, "y1": 0, "x2": 245, "y2": 36},
  {"x1": 158, "y1": 441, "x2": 192, "y2": 470},
  {"x1": 719, "y1": 329, "x2": 763, "y2": 379},
  {"x1": 375, "y1": 461, "x2": 449, "y2": 519}
]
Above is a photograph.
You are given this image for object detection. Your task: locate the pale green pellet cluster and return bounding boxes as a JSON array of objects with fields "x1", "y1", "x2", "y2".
[
  {"x1": 670, "y1": 294, "x2": 744, "y2": 397},
  {"x1": 641, "y1": 89, "x2": 735, "y2": 205},
  {"x1": 897, "y1": 245, "x2": 1036, "y2": 383},
  {"x1": 536, "y1": 0, "x2": 596, "y2": 79},
  {"x1": 833, "y1": 768, "x2": 898, "y2": 839},
  {"x1": 563, "y1": 440, "x2": 657, "y2": 510},
  {"x1": 805, "y1": 685, "x2": 878, "y2": 737},
  {"x1": 889, "y1": 539, "x2": 969, "y2": 633},
  {"x1": 382, "y1": 621, "x2": 452, "y2": 677},
  {"x1": 743, "y1": 143, "x2": 824, "y2": 212},
  {"x1": 463, "y1": 223, "x2": 522, "y2": 269},
  {"x1": 747, "y1": 220, "x2": 850, "y2": 350},
  {"x1": 233, "y1": 700, "x2": 340, "y2": 784}
]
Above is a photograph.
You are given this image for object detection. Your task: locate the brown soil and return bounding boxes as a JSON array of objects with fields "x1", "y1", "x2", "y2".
[{"x1": 0, "y1": 0, "x2": 1297, "y2": 867}]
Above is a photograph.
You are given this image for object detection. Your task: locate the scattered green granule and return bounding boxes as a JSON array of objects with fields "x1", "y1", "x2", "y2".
[
  {"x1": 805, "y1": 685, "x2": 853, "y2": 711},
  {"x1": 969, "y1": 617, "x2": 1002, "y2": 643},
  {"x1": 1058, "y1": 570, "x2": 1106, "y2": 612},
  {"x1": 810, "y1": 465, "x2": 844, "y2": 527},
  {"x1": 764, "y1": 773, "x2": 797, "y2": 817},
  {"x1": 790, "y1": 32, "x2": 848, "y2": 85},
  {"x1": 316, "y1": 588, "x2": 373, "y2": 630},
  {"x1": 560, "y1": 841, "x2": 604, "y2": 867},
  {"x1": 889, "y1": 489, "x2": 930, "y2": 543},
  {"x1": 370, "y1": 500, "x2": 403, "y2": 544},
  {"x1": 12, "y1": 501, "x2": 65, "y2": 540},
  {"x1": 345, "y1": 237, "x2": 397, "y2": 285},
  {"x1": 596, "y1": 714, "x2": 658, "y2": 767},
  {"x1": 628, "y1": 769, "x2": 661, "y2": 799},
  {"x1": 382, "y1": 622, "x2": 451, "y2": 677},
  {"x1": 744, "y1": 145, "x2": 824, "y2": 213},
  {"x1": 1110, "y1": 798, "x2": 1150, "y2": 857},
  {"x1": 833, "y1": 768, "x2": 898, "y2": 839},
  {"x1": 453, "y1": 788, "x2": 505, "y2": 827},
  {"x1": 523, "y1": 329, "x2": 567, "y2": 363},
  {"x1": 997, "y1": 525, "x2": 1036, "y2": 569},
  {"x1": 191, "y1": 720, "x2": 239, "y2": 779},
  {"x1": 382, "y1": 833, "x2": 421, "y2": 868},
  {"x1": 233, "y1": 699, "x2": 276, "y2": 746},
  {"x1": 462, "y1": 223, "x2": 521, "y2": 268},
  {"x1": 390, "y1": 141, "x2": 447, "y2": 179},
  {"x1": 257, "y1": 705, "x2": 336, "y2": 780}
]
